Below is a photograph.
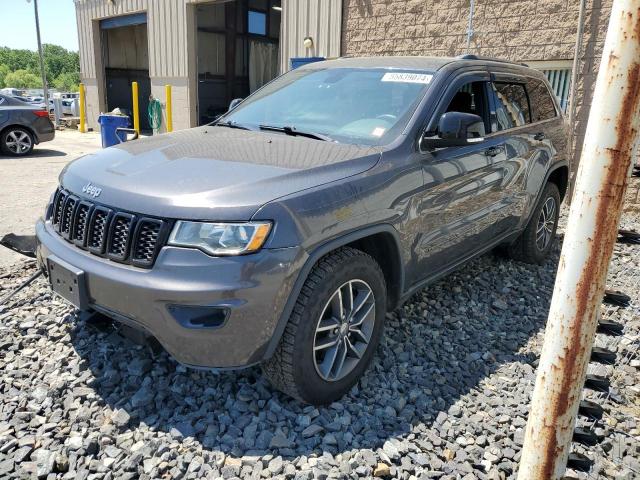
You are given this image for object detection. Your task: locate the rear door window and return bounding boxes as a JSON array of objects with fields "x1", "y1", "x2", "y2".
[
  {"x1": 491, "y1": 82, "x2": 530, "y2": 131},
  {"x1": 526, "y1": 78, "x2": 558, "y2": 122}
]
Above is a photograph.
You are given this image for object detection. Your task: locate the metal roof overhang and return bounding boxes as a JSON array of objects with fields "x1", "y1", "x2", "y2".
[{"x1": 100, "y1": 12, "x2": 147, "y2": 30}]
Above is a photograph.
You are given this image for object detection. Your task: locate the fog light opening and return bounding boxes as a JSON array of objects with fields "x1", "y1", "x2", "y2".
[{"x1": 167, "y1": 305, "x2": 229, "y2": 329}]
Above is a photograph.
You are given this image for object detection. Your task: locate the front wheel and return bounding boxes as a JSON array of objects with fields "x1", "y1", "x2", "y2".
[
  {"x1": 262, "y1": 247, "x2": 386, "y2": 405},
  {"x1": 508, "y1": 182, "x2": 561, "y2": 264},
  {"x1": 1, "y1": 127, "x2": 34, "y2": 156}
]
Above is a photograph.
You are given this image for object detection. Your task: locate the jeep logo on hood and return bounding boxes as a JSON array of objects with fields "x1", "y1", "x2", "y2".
[{"x1": 82, "y1": 182, "x2": 102, "y2": 198}]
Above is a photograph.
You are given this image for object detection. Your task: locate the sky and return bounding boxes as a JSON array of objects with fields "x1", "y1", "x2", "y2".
[{"x1": 0, "y1": 0, "x2": 78, "y2": 52}]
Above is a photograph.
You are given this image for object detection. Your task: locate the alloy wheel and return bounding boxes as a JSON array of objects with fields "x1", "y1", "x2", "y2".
[
  {"x1": 5, "y1": 130, "x2": 32, "y2": 155},
  {"x1": 312, "y1": 279, "x2": 376, "y2": 382},
  {"x1": 536, "y1": 196, "x2": 556, "y2": 251}
]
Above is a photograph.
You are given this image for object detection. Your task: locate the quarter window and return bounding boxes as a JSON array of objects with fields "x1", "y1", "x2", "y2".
[
  {"x1": 526, "y1": 78, "x2": 558, "y2": 122},
  {"x1": 492, "y1": 82, "x2": 530, "y2": 131}
]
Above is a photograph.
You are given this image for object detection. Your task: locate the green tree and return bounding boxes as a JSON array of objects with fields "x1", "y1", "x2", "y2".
[
  {"x1": 4, "y1": 69, "x2": 42, "y2": 89},
  {"x1": 0, "y1": 64, "x2": 9, "y2": 88},
  {"x1": 52, "y1": 71, "x2": 80, "y2": 92},
  {"x1": 0, "y1": 45, "x2": 80, "y2": 91},
  {"x1": 0, "y1": 47, "x2": 38, "y2": 72},
  {"x1": 43, "y1": 44, "x2": 79, "y2": 80}
]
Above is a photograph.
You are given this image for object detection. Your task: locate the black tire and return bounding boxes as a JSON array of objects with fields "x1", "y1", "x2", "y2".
[
  {"x1": 508, "y1": 182, "x2": 561, "y2": 264},
  {"x1": 1, "y1": 127, "x2": 34, "y2": 156},
  {"x1": 262, "y1": 247, "x2": 386, "y2": 405}
]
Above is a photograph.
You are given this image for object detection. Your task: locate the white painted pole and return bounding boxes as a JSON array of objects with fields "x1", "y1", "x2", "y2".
[{"x1": 517, "y1": 1, "x2": 640, "y2": 479}]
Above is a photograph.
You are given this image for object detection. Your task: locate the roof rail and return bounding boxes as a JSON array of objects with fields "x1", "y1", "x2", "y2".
[{"x1": 456, "y1": 54, "x2": 528, "y2": 67}]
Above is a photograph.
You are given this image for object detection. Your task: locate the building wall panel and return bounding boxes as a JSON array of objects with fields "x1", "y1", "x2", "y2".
[
  {"x1": 74, "y1": 0, "x2": 194, "y2": 130},
  {"x1": 280, "y1": 0, "x2": 342, "y2": 72},
  {"x1": 75, "y1": 0, "x2": 191, "y2": 79}
]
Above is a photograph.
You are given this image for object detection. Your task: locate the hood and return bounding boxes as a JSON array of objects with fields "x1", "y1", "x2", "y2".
[{"x1": 60, "y1": 127, "x2": 381, "y2": 220}]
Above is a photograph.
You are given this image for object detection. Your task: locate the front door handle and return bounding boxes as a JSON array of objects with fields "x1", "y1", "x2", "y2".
[
  {"x1": 484, "y1": 146, "x2": 503, "y2": 157},
  {"x1": 534, "y1": 132, "x2": 546, "y2": 141}
]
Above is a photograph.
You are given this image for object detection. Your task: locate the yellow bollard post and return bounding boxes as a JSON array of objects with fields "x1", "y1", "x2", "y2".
[
  {"x1": 165, "y1": 84, "x2": 173, "y2": 133},
  {"x1": 132, "y1": 81, "x2": 140, "y2": 135},
  {"x1": 78, "y1": 83, "x2": 86, "y2": 133}
]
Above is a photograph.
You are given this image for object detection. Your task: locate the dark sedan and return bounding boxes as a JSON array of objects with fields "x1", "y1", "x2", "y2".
[{"x1": 0, "y1": 94, "x2": 55, "y2": 156}]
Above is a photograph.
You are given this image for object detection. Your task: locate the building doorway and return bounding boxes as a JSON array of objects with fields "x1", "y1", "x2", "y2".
[
  {"x1": 101, "y1": 14, "x2": 152, "y2": 131},
  {"x1": 195, "y1": 0, "x2": 281, "y2": 125}
]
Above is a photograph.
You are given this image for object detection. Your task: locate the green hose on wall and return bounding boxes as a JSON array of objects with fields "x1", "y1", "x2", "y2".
[{"x1": 148, "y1": 97, "x2": 163, "y2": 133}]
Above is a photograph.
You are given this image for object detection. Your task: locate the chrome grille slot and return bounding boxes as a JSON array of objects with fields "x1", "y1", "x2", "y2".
[
  {"x1": 52, "y1": 190, "x2": 68, "y2": 231},
  {"x1": 72, "y1": 202, "x2": 93, "y2": 246},
  {"x1": 60, "y1": 195, "x2": 78, "y2": 238},
  {"x1": 107, "y1": 213, "x2": 135, "y2": 261},
  {"x1": 87, "y1": 206, "x2": 112, "y2": 254},
  {"x1": 132, "y1": 219, "x2": 164, "y2": 267}
]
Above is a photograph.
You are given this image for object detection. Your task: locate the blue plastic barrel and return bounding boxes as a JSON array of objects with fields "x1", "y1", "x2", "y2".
[
  {"x1": 290, "y1": 57, "x2": 325, "y2": 70},
  {"x1": 98, "y1": 114, "x2": 131, "y2": 148}
]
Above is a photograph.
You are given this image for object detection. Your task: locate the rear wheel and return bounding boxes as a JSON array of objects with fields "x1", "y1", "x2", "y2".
[
  {"x1": 508, "y1": 182, "x2": 561, "y2": 264},
  {"x1": 262, "y1": 247, "x2": 386, "y2": 405},
  {"x1": 1, "y1": 127, "x2": 34, "y2": 156}
]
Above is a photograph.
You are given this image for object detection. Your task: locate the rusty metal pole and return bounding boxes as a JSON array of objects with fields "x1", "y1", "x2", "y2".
[{"x1": 518, "y1": 1, "x2": 640, "y2": 479}]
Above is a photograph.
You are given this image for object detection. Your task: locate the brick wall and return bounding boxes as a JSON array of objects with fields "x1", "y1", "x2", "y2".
[{"x1": 342, "y1": 0, "x2": 613, "y2": 168}]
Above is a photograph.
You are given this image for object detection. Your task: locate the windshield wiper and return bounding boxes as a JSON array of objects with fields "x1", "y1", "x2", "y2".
[
  {"x1": 259, "y1": 124, "x2": 333, "y2": 142},
  {"x1": 214, "y1": 120, "x2": 253, "y2": 131}
]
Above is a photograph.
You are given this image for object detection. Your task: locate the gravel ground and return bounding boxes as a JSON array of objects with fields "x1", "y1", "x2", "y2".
[{"x1": 0, "y1": 189, "x2": 638, "y2": 479}]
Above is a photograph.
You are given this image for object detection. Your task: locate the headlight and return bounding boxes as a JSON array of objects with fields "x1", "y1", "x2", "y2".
[{"x1": 168, "y1": 221, "x2": 272, "y2": 256}]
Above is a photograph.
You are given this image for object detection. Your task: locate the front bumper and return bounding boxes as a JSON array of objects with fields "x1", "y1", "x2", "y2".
[{"x1": 36, "y1": 219, "x2": 303, "y2": 368}]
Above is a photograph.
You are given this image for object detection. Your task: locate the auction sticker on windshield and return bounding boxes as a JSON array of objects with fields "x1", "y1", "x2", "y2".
[{"x1": 381, "y1": 72, "x2": 433, "y2": 84}]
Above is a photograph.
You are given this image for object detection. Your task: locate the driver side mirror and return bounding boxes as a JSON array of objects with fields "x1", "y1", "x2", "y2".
[
  {"x1": 421, "y1": 111, "x2": 485, "y2": 150},
  {"x1": 228, "y1": 98, "x2": 243, "y2": 111}
]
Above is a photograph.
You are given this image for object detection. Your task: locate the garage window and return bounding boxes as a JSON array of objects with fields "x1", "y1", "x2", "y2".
[{"x1": 248, "y1": 11, "x2": 267, "y2": 35}]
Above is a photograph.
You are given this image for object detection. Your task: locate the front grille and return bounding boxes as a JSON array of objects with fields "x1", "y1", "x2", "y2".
[{"x1": 50, "y1": 188, "x2": 168, "y2": 268}]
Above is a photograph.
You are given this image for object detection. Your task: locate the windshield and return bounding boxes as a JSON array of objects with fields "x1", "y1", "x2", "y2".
[{"x1": 221, "y1": 67, "x2": 434, "y2": 145}]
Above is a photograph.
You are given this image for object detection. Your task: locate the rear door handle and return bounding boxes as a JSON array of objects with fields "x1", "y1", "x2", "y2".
[
  {"x1": 534, "y1": 132, "x2": 546, "y2": 141},
  {"x1": 484, "y1": 146, "x2": 503, "y2": 157}
]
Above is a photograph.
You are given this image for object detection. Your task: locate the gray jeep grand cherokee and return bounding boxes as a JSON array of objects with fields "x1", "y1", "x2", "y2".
[{"x1": 36, "y1": 56, "x2": 568, "y2": 404}]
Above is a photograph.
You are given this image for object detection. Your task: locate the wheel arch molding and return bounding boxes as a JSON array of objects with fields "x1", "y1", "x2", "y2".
[
  {"x1": 258, "y1": 224, "x2": 405, "y2": 363},
  {"x1": 525, "y1": 160, "x2": 569, "y2": 227}
]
